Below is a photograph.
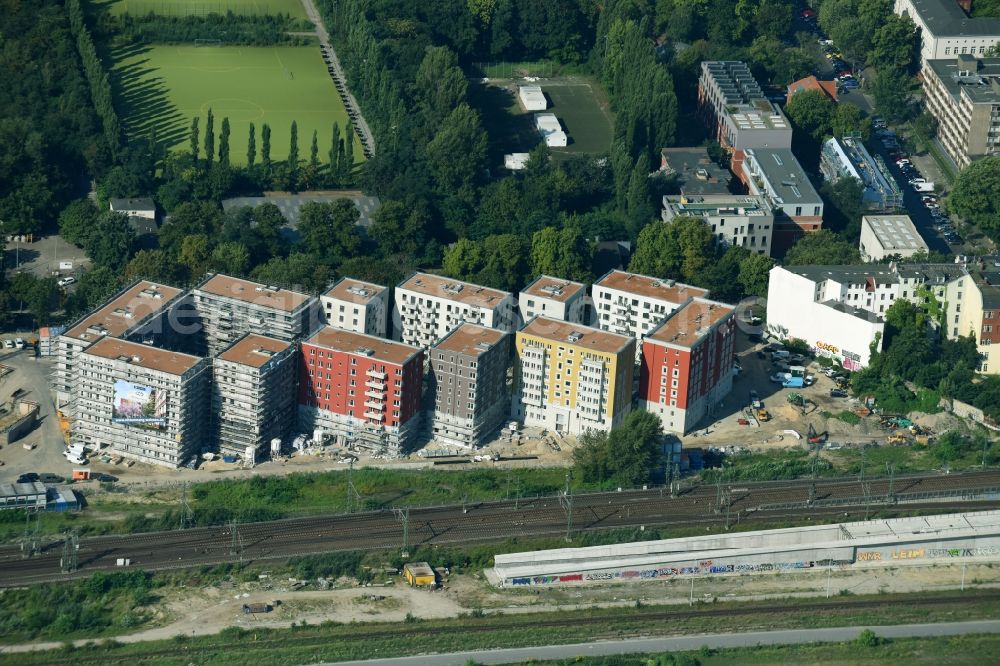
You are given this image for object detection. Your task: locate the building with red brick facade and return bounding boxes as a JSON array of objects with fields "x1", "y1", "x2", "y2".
[
  {"x1": 639, "y1": 299, "x2": 736, "y2": 434},
  {"x1": 298, "y1": 327, "x2": 424, "y2": 454}
]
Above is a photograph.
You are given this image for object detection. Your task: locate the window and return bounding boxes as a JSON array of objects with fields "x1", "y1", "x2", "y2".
[
  {"x1": 945, "y1": 47, "x2": 951, "y2": 55},
  {"x1": 794, "y1": 206, "x2": 802, "y2": 216}
]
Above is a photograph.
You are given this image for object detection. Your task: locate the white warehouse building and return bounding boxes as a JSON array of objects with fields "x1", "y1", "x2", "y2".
[
  {"x1": 534, "y1": 113, "x2": 567, "y2": 147},
  {"x1": 518, "y1": 85, "x2": 547, "y2": 111},
  {"x1": 859, "y1": 215, "x2": 928, "y2": 262}
]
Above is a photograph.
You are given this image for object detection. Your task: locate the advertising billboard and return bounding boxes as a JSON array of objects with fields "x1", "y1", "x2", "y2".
[{"x1": 112, "y1": 380, "x2": 167, "y2": 429}]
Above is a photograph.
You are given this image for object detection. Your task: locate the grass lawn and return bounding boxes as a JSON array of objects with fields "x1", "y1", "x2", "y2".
[
  {"x1": 111, "y1": 44, "x2": 361, "y2": 165},
  {"x1": 101, "y1": 0, "x2": 307, "y2": 18},
  {"x1": 545, "y1": 80, "x2": 614, "y2": 154}
]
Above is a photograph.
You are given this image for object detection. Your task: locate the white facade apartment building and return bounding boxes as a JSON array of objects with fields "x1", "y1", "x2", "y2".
[
  {"x1": 191, "y1": 274, "x2": 321, "y2": 357},
  {"x1": 393, "y1": 272, "x2": 516, "y2": 348},
  {"x1": 321, "y1": 277, "x2": 388, "y2": 337},
  {"x1": 72, "y1": 337, "x2": 210, "y2": 468},
  {"x1": 519, "y1": 275, "x2": 588, "y2": 325},
  {"x1": 661, "y1": 194, "x2": 774, "y2": 256},
  {"x1": 591, "y1": 270, "x2": 709, "y2": 351},
  {"x1": 212, "y1": 334, "x2": 297, "y2": 458},
  {"x1": 53, "y1": 281, "x2": 184, "y2": 410},
  {"x1": 895, "y1": 0, "x2": 1000, "y2": 64}
]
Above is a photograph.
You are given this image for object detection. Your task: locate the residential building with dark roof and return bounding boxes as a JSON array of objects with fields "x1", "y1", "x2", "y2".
[
  {"x1": 923, "y1": 54, "x2": 1000, "y2": 168},
  {"x1": 659, "y1": 147, "x2": 733, "y2": 196},
  {"x1": 740, "y1": 148, "x2": 825, "y2": 255},
  {"x1": 895, "y1": 0, "x2": 1000, "y2": 63}
]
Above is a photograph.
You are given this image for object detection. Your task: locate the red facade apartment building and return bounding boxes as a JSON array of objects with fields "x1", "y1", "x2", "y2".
[
  {"x1": 298, "y1": 327, "x2": 424, "y2": 454},
  {"x1": 639, "y1": 298, "x2": 736, "y2": 435}
]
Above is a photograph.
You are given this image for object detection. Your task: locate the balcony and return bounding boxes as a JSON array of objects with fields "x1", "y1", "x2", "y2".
[
  {"x1": 365, "y1": 379, "x2": 386, "y2": 390},
  {"x1": 365, "y1": 411, "x2": 385, "y2": 421},
  {"x1": 364, "y1": 389, "x2": 385, "y2": 399},
  {"x1": 366, "y1": 368, "x2": 387, "y2": 380},
  {"x1": 364, "y1": 400, "x2": 384, "y2": 410}
]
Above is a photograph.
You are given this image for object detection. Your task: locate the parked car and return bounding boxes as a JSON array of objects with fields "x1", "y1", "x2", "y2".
[
  {"x1": 57, "y1": 276, "x2": 76, "y2": 287},
  {"x1": 750, "y1": 390, "x2": 760, "y2": 404},
  {"x1": 830, "y1": 389, "x2": 848, "y2": 398},
  {"x1": 2, "y1": 340, "x2": 12, "y2": 349},
  {"x1": 17, "y1": 472, "x2": 39, "y2": 484},
  {"x1": 92, "y1": 473, "x2": 118, "y2": 483},
  {"x1": 925, "y1": 202, "x2": 940, "y2": 209},
  {"x1": 14, "y1": 338, "x2": 24, "y2": 349},
  {"x1": 38, "y1": 473, "x2": 65, "y2": 484},
  {"x1": 770, "y1": 372, "x2": 792, "y2": 383}
]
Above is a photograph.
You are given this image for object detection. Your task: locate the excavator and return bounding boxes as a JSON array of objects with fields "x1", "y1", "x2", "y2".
[{"x1": 807, "y1": 423, "x2": 827, "y2": 446}]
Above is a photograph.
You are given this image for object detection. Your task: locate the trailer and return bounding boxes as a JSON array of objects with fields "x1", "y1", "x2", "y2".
[{"x1": 242, "y1": 603, "x2": 272, "y2": 614}]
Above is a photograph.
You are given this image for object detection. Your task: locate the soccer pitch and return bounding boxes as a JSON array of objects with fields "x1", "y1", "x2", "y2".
[
  {"x1": 103, "y1": 0, "x2": 308, "y2": 19},
  {"x1": 112, "y1": 45, "x2": 362, "y2": 165}
]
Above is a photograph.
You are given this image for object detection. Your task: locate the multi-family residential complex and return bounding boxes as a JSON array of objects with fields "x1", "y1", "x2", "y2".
[
  {"x1": 212, "y1": 334, "x2": 297, "y2": 458},
  {"x1": 53, "y1": 281, "x2": 185, "y2": 409},
  {"x1": 320, "y1": 278, "x2": 389, "y2": 337},
  {"x1": 659, "y1": 147, "x2": 733, "y2": 196},
  {"x1": 661, "y1": 194, "x2": 773, "y2": 256},
  {"x1": 923, "y1": 54, "x2": 1000, "y2": 168},
  {"x1": 592, "y1": 270, "x2": 709, "y2": 347},
  {"x1": 428, "y1": 324, "x2": 510, "y2": 448},
  {"x1": 766, "y1": 262, "x2": 968, "y2": 369},
  {"x1": 895, "y1": 0, "x2": 1000, "y2": 64},
  {"x1": 298, "y1": 327, "x2": 424, "y2": 454},
  {"x1": 72, "y1": 337, "x2": 211, "y2": 468},
  {"x1": 513, "y1": 317, "x2": 635, "y2": 435},
  {"x1": 698, "y1": 61, "x2": 792, "y2": 166},
  {"x1": 639, "y1": 299, "x2": 736, "y2": 434},
  {"x1": 191, "y1": 274, "x2": 320, "y2": 356},
  {"x1": 820, "y1": 136, "x2": 903, "y2": 212},
  {"x1": 393, "y1": 272, "x2": 516, "y2": 349},
  {"x1": 859, "y1": 215, "x2": 928, "y2": 261},
  {"x1": 518, "y1": 275, "x2": 589, "y2": 325},
  {"x1": 740, "y1": 148, "x2": 824, "y2": 254}
]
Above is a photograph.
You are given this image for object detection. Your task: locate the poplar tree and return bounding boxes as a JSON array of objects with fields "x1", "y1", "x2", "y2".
[
  {"x1": 261, "y1": 123, "x2": 272, "y2": 171},
  {"x1": 219, "y1": 117, "x2": 231, "y2": 167},
  {"x1": 287, "y1": 120, "x2": 299, "y2": 189},
  {"x1": 247, "y1": 122, "x2": 256, "y2": 168},
  {"x1": 189, "y1": 117, "x2": 200, "y2": 163},
  {"x1": 204, "y1": 108, "x2": 215, "y2": 165}
]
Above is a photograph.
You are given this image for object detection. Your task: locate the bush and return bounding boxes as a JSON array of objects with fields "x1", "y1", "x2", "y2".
[{"x1": 857, "y1": 628, "x2": 881, "y2": 647}]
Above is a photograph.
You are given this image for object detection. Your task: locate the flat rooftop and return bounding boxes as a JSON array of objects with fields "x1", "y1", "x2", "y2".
[
  {"x1": 659, "y1": 147, "x2": 732, "y2": 195},
  {"x1": 594, "y1": 270, "x2": 708, "y2": 303},
  {"x1": 863, "y1": 215, "x2": 928, "y2": 252},
  {"x1": 520, "y1": 275, "x2": 587, "y2": 303},
  {"x1": 520, "y1": 317, "x2": 632, "y2": 355},
  {"x1": 83, "y1": 337, "x2": 204, "y2": 376},
  {"x1": 906, "y1": 0, "x2": 1000, "y2": 37},
  {"x1": 109, "y1": 197, "x2": 154, "y2": 211},
  {"x1": 305, "y1": 326, "x2": 421, "y2": 366},
  {"x1": 0, "y1": 481, "x2": 45, "y2": 498},
  {"x1": 663, "y1": 194, "x2": 771, "y2": 218},
  {"x1": 196, "y1": 275, "x2": 311, "y2": 313},
  {"x1": 926, "y1": 56, "x2": 1000, "y2": 104},
  {"x1": 822, "y1": 300, "x2": 884, "y2": 323},
  {"x1": 64, "y1": 281, "x2": 183, "y2": 342},
  {"x1": 434, "y1": 323, "x2": 507, "y2": 357},
  {"x1": 746, "y1": 148, "x2": 822, "y2": 204},
  {"x1": 785, "y1": 264, "x2": 900, "y2": 285},
  {"x1": 398, "y1": 273, "x2": 511, "y2": 309},
  {"x1": 323, "y1": 278, "x2": 387, "y2": 305},
  {"x1": 217, "y1": 334, "x2": 292, "y2": 368},
  {"x1": 647, "y1": 299, "x2": 734, "y2": 348}
]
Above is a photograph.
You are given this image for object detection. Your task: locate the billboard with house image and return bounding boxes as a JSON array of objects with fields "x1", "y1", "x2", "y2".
[{"x1": 112, "y1": 380, "x2": 167, "y2": 429}]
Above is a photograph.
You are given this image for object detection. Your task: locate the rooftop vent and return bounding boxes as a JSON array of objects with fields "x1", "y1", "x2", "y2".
[
  {"x1": 475, "y1": 341, "x2": 492, "y2": 351},
  {"x1": 442, "y1": 283, "x2": 464, "y2": 295},
  {"x1": 566, "y1": 331, "x2": 584, "y2": 343},
  {"x1": 539, "y1": 284, "x2": 565, "y2": 296},
  {"x1": 252, "y1": 347, "x2": 276, "y2": 357},
  {"x1": 346, "y1": 285, "x2": 372, "y2": 298},
  {"x1": 355, "y1": 346, "x2": 375, "y2": 356},
  {"x1": 695, "y1": 168, "x2": 709, "y2": 181}
]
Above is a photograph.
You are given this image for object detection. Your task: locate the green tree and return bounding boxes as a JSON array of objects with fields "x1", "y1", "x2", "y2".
[
  {"x1": 625, "y1": 153, "x2": 654, "y2": 230},
  {"x1": 442, "y1": 235, "x2": 529, "y2": 292},
  {"x1": 871, "y1": 66, "x2": 916, "y2": 124},
  {"x1": 329, "y1": 121, "x2": 343, "y2": 184},
  {"x1": 831, "y1": 103, "x2": 871, "y2": 141},
  {"x1": 304, "y1": 130, "x2": 320, "y2": 188},
  {"x1": 247, "y1": 122, "x2": 256, "y2": 168},
  {"x1": 784, "y1": 229, "x2": 862, "y2": 265},
  {"x1": 210, "y1": 241, "x2": 250, "y2": 276},
  {"x1": 287, "y1": 120, "x2": 299, "y2": 190},
  {"x1": 204, "y1": 108, "x2": 214, "y2": 165},
  {"x1": 629, "y1": 216, "x2": 714, "y2": 284},
  {"x1": 737, "y1": 253, "x2": 775, "y2": 298},
  {"x1": 261, "y1": 123, "x2": 272, "y2": 171},
  {"x1": 908, "y1": 112, "x2": 938, "y2": 153},
  {"x1": 85, "y1": 212, "x2": 135, "y2": 273},
  {"x1": 870, "y1": 14, "x2": 917, "y2": 72},
  {"x1": 125, "y1": 249, "x2": 185, "y2": 284},
  {"x1": 178, "y1": 234, "x2": 211, "y2": 278},
  {"x1": 158, "y1": 201, "x2": 223, "y2": 254},
  {"x1": 426, "y1": 104, "x2": 488, "y2": 200},
  {"x1": 218, "y1": 117, "x2": 231, "y2": 167},
  {"x1": 574, "y1": 410, "x2": 664, "y2": 486},
  {"x1": 296, "y1": 200, "x2": 361, "y2": 264},
  {"x1": 58, "y1": 199, "x2": 99, "y2": 248},
  {"x1": 251, "y1": 252, "x2": 330, "y2": 292},
  {"x1": 368, "y1": 200, "x2": 432, "y2": 260},
  {"x1": 949, "y1": 157, "x2": 1000, "y2": 240},
  {"x1": 820, "y1": 177, "x2": 866, "y2": 239},
  {"x1": 189, "y1": 117, "x2": 199, "y2": 162},
  {"x1": 414, "y1": 46, "x2": 469, "y2": 126},
  {"x1": 785, "y1": 90, "x2": 834, "y2": 142},
  {"x1": 529, "y1": 225, "x2": 594, "y2": 282}
]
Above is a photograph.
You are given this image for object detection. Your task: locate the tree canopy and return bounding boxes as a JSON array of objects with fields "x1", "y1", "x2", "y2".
[{"x1": 948, "y1": 157, "x2": 1000, "y2": 241}]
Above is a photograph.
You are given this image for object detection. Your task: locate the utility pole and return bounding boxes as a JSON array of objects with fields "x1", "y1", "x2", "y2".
[
  {"x1": 21, "y1": 509, "x2": 40, "y2": 559},
  {"x1": 982, "y1": 437, "x2": 990, "y2": 467},
  {"x1": 394, "y1": 507, "x2": 410, "y2": 558},
  {"x1": 346, "y1": 460, "x2": 361, "y2": 514},
  {"x1": 863, "y1": 481, "x2": 873, "y2": 520},
  {"x1": 714, "y1": 477, "x2": 723, "y2": 514},
  {"x1": 558, "y1": 472, "x2": 574, "y2": 542},
  {"x1": 179, "y1": 481, "x2": 192, "y2": 530},
  {"x1": 229, "y1": 519, "x2": 244, "y2": 564},
  {"x1": 886, "y1": 463, "x2": 896, "y2": 504},
  {"x1": 60, "y1": 531, "x2": 78, "y2": 573},
  {"x1": 808, "y1": 482, "x2": 816, "y2": 505}
]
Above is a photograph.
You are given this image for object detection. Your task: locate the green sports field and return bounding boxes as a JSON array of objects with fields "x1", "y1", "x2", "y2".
[
  {"x1": 102, "y1": 0, "x2": 307, "y2": 18},
  {"x1": 112, "y1": 45, "x2": 362, "y2": 165}
]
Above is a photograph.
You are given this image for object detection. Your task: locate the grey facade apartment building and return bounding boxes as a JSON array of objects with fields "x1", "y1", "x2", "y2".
[
  {"x1": 698, "y1": 61, "x2": 793, "y2": 153},
  {"x1": 53, "y1": 281, "x2": 185, "y2": 410},
  {"x1": 923, "y1": 54, "x2": 1000, "y2": 169},
  {"x1": 191, "y1": 274, "x2": 320, "y2": 356},
  {"x1": 518, "y1": 275, "x2": 588, "y2": 325},
  {"x1": 320, "y1": 277, "x2": 389, "y2": 337},
  {"x1": 429, "y1": 324, "x2": 511, "y2": 448},
  {"x1": 72, "y1": 337, "x2": 210, "y2": 468},
  {"x1": 212, "y1": 334, "x2": 297, "y2": 459},
  {"x1": 662, "y1": 194, "x2": 774, "y2": 256}
]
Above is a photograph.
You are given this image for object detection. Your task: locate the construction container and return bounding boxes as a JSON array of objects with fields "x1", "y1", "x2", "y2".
[
  {"x1": 242, "y1": 603, "x2": 272, "y2": 614},
  {"x1": 403, "y1": 562, "x2": 436, "y2": 587}
]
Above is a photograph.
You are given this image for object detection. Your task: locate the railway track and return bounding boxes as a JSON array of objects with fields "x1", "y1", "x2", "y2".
[
  {"x1": 18, "y1": 591, "x2": 1000, "y2": 665},
  {"x1": 2, "y1": 470, "x2": 999, "y2": 586}
]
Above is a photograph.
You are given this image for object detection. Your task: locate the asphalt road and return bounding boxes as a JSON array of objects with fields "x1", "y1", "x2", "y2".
[
  {"x1": 322, "y1": 620, "x2": 1000, "y2": 665},
  {"x1": 5, "y1": 469, "x2": 1000, "y2": 586}
]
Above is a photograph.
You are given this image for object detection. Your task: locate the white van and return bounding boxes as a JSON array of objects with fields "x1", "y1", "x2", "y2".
[
  {"x1": 771, "y1": 349, "x2": 790, "y2": 360},
  {"x1": 64, "y1": 450, "x2": 86, "y2": 465}
]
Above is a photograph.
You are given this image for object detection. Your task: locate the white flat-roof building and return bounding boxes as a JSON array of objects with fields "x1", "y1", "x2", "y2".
[
  {"x1": 591, "y1": 270, "x2": 709, "y2": 349},
  {"x1": 661, "y1": 194, "x2": 774, "y2": 256},
  {"x1": 895, "y1": 0, "x2": 1000, "y2": 64},
  {"x1": 504, "y1": 153, "x2": 530, "y2": 170},
  {"x1": 393, "y1": 272, "x2": 516, "y2": 349},
  {"x1": 321, "y1": 278, "x2": 388, "y2": 338},
  {"x1": 860, "y1": 215, "x2": 928, "y2": 261},
  {"x1": 534, "y1": 113, "x2": 567, "y2": 147},
  {"x1": 72, "y1": 337, "x2": 210, "y2": 468},
  {"x1": 519, "y1": 85, "x2": 547, "y2": 111},
  {"x1": 519, "y1": 275, "x2": 588, "y2": 325}
]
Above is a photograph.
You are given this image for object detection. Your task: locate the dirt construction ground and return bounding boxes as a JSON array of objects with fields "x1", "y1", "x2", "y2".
[{"x1": 3, "y1": 559, "x2": 999, "y2": 654}]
